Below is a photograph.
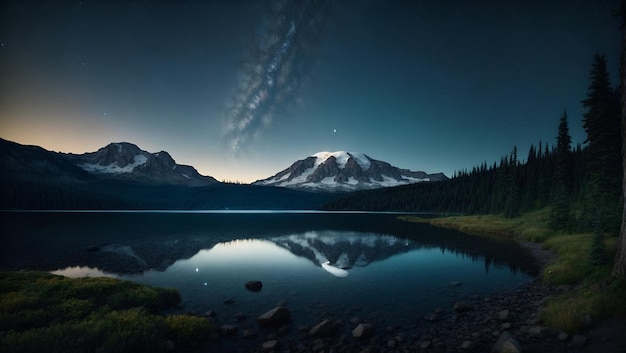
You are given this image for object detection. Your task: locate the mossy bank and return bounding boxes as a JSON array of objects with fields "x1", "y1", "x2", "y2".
[
  {"x1": 401, "y1": 208, "x2": 626, "y2": 334},
  {"x1": 0, "y1": 271, "x2": 214, "y2": 353}
]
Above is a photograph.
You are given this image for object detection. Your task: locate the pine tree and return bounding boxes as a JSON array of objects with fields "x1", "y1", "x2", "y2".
[
  {"x1": 504, "y1": 146, "x2": 521, "y2": 218},
  {"x1": 581, "y1": 53, "x2": 622, "y2": 232},
  {"x1": 613, "y1": 0, "x2": 626, "y2": 278},
  {"x1": 549, "y1": 111, "x2": 574, "y2": 230}
]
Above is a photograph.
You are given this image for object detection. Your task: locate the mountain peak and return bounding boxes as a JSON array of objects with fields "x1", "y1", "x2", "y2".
[
  {"x1": 68, "y1": 142, "x2": 217, "y2": 186},
  {"x1": 312, "y1": 151, "x2": 371, "y2": 171},
  {"x1": 254, "y1": 151, "x2": 447, "y2": 192}
]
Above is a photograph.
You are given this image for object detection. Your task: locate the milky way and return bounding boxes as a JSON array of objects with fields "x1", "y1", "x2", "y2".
[{"x1": 223, "y1": 0, "x2": 334, "y2": 155}]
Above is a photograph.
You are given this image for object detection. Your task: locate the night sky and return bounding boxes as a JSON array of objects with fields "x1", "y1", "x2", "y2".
[{"x1": 0, "y1": 0, "x2": 621, "y2": 183}]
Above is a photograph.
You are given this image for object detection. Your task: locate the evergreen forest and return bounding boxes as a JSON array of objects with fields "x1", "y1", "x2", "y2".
[{"x1": 323, "y1": 53, "x2": 623, "y2": 235}]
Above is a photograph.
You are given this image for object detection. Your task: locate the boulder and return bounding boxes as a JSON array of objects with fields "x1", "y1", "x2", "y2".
[
  {"x1": 527, "y1": 325, "x2": 551, "y2": 338},
  {"x1": 461, "y1": 340, "x2": 476, "y2": 350},
  {"x1": 498, "y1": 309, "x2": 511, "y2": 321},
  {"x1": 242, "y1": 329, "x2": 257, "y2": 339},
  {"x1": 492, "y1": 331, "x2": 512, "y2": 352},
  {"x1": 308, "y1": 319, "x2": 337, "y2": 338},
  {"x1": 500, "y1": 338, "x2": 522, "y2": 353},
  {"x1": 454, "y1": 302, "x2": 471, "y2": 312},
  {"x1": 245, "y1": 280, "x2": 263, "y2": 292},
  {"x1": 257, "y1": 307, "x2": 291, "y2": 327},
  {"x1": 262, "y1": 340, "x2": 279, "y2": 351},
  {"x1": 449, "y1": 281, "x2": 461, "y2": 287},
  {"x1": 352, "y1": 323, "x2": 375, "y2": 339}
]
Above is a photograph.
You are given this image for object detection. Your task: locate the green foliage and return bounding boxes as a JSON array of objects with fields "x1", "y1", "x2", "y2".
[
  {"x1": 164, "y1": 314, "x2": 213, "y2": 342},
  {"x1": 590, "y1": 225, "x2": 608, "y2": 266},
  {"x1": 542, "y1": 278, "x2": 626, "y2": 333},
  {"x1": 0, "y1": 271, "x2": 207, "y2": 353}
]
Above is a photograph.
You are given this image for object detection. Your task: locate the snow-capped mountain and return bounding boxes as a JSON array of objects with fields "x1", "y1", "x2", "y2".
[
  {"x1": 270, "y1": 231, "x2": 419, "y2": 270},
  {"x1": 67, "y1": 142, "x2": 217, "y2": 186},
  {"x1": 254, "y1": 151, "x2": 447, "y2": 192}
]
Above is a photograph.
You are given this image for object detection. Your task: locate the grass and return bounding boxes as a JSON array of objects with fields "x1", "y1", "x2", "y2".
[
  {"x1": 401, "y1": 208, "x2": 558, "y2": 242},
  {"x1": 402, "y1": 208, "x2": 626, "y2": 333},
  {"x1": 0, "y1": 271, "x2": 214, "y2": 353}
]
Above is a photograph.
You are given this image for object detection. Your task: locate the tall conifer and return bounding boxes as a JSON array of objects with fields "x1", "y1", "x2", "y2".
[
  {"x1": 581, "y1": 53, "x2": 622, "y2": 231},
  {"x1": 550, "y1": 111, "x2": 573, "y2": 229}
]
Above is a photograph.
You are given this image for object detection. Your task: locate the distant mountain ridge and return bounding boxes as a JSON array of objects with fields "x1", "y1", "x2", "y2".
[
  {"x1": 254, "y1": 151, "x2": 447, "y2": 192},
  {"x1": 0, "y1": 138, "x2": 334, "y2": 210},
  {"x1": 66, "y1": 142, "x2": 217, "y2": 187}
]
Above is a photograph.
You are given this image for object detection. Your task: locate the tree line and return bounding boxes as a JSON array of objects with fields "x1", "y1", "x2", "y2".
[{"x1": 323, "y1": 53, "x2": 622, "y2": 235}]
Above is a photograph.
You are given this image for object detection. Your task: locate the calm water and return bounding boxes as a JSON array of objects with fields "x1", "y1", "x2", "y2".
[{"x1": 1, "y1": 211, "x2": 534, "y2": 334}]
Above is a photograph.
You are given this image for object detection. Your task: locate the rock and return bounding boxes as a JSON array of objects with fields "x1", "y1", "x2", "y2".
[
  {"x1": 165, "y1": 339, "x2": 175, "y2": 352},
  {"x1": 425, "y1": 313, "x2": 440, "y2": 322},
  {"x1": 526, "y1": 316, "x2": 542, "y2": 325},
  {"x1": 498, "y1": 309, "x2": 511, "y2": 321},
  {"x1": 527, "y1": 325, "x2": 550, "y2": 338},
  {"x1": 262, "y1": 339, "x2": 279, "y2": 351},
  {"x1": 358, "y1": 346, "x2": 378, "y2": 353},
  {"x1": 311, "y1": 339, "x2": 326, "y2": 352},
  {"x1": 223, "y1": 298, "x2": 235, "y2": 305},
  {"x1": 242, "y1": 328, "x2": 257, "y2": 339},
  {"x1": 492, "y1": 332, "x2": 512, "y2": 352},
  {"x1": 245, "y1": 280, "x2": 263, "y2": 292},
  {"x1": 387, "y1": 339, "x2": 396, "y2": 348},
  {"x1": 571, "y1": 334, "x2": 587, "y2": 348},
  {"x1": 461, "y1": 340, "x2": 476, "y2": 350},
  {"x1": 352, "y1": 323, "x2": 375, "y2": 339},
  {"x1": 557, "y1": 332, "x2": 569, "y2": 341},
  {"x1": 308, "y1": 319, "x2": 337, "y2": 338},
  {"x1": 350, "y1": 317, "x2": 362, "y2": 324},
  {"x1": 501, "y1": 338, "x2": 523, "y2": 353},
  {"x1": 221, "y1": 324, "x2": 237, "y2": 336},
  {"x1": 449, "y1": 281, "x2": 461, "y2": 287},
  {"x1": 204, "y1": 310, "x2": 217, "y2": 318},
  {"x1": 257, "y1": 307, "x2": 291, "y2": 327},
  {"x1": 419, "y1": 340, "x2": 431, "y2": 349},
  {"x1": 454, "y1": 302, "x2": 471, "y2": 312}
]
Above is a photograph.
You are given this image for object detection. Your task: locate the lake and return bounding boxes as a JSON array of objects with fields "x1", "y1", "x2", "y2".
[{"x1": 0, "y1": 211, "x2": 535, "y2": 346}]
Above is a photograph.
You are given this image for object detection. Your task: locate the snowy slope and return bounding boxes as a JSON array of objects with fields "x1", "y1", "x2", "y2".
[
  {"x1": 68, "y1": 142, "x2": 217, "y2": 186},
  {"x1": 254, "y1": 151, "x2": 447, "y2": 192}
]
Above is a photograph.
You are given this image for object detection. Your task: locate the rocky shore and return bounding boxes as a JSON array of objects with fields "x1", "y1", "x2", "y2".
[
  {"x1": 167, "y1": 240, "x2": 626, "y2": 353},
  {"x1": 191, "y1": 279, "x2": 585, "y2": 353}
]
